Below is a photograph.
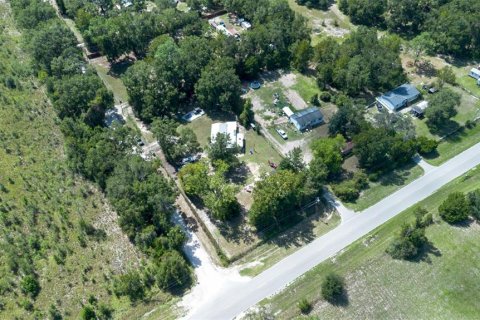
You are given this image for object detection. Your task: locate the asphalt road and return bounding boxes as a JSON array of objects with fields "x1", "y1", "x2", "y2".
[{"x1": 186, "y1": 141, "x2": 480, "y2": 319}]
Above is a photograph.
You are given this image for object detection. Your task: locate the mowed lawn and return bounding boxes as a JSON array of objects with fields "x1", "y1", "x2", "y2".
[
  {"x1": 343, "y1": 163, "x2": 424, "y2": 212},
  {"x1": 261, "y1": 166, "x2": 480, "y2": 319}
]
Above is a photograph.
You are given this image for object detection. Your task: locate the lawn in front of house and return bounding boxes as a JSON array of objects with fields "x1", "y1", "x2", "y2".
[
  {"x1": 342, "y1": 163, "x2": 424, "y2": 212},
  {"x1": 261, "y1": 166, "x2": 480, "y2": 320},
  {"x1": 237, "y1": 211, "x2": 341, "y2": 277}
]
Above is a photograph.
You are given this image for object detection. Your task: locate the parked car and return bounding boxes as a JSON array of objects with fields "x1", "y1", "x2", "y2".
[
  {"x1": 276, "y1": 128, "x2": 288, "y2": 140},
  {"x1": 180, "y1": 154, "x2": 201, "y2": 166}
]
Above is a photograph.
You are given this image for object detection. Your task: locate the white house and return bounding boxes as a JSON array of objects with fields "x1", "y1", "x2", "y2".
[
  {"x1": 469, "y1": 68, "x2": 480, "y2": 80},
  {"x1": 210, "y1": 122, "x2": 244, "y2": 149}
]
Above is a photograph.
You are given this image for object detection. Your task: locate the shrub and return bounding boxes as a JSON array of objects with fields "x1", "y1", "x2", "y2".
[
  {"x1": 321, "y1": 273, "x2": 344, "y2": 302},
  {"x1": 80, "y1": 305, "x2": 96, "y2": 320},
  {"x1": 386, "y1": 223, "x2": 428, "y2": 260},
  {"x1": 155, "y1": 251, "x2": 192, "y2": 292},
  {"x1": 310, "y1": 94, "x2": 320, "y2": 106},
  {"x1": 113, "y1": 271, "x2": 145, "y2": 302},
  {"x1": 416, "y1": 136, "x2": 438, "y2": 155},
  {"x1": 20, "y1": 274, "x2": 40, "y2": 298},
  {"x1": 319, "y1": 91, "x2": 331, "y2": 102},
  {"x1": 468, "y1": 189, "x2": 480, "y2": 220},
  {"x1": 438, "y1": 192, "x2": 470, "y2": 224},
  {"x1": 297, "y1": 298, "x2": 312, "y2": 314},
  {"x1": 332, "y1": 171, "x2": 368, "y2": 202}
]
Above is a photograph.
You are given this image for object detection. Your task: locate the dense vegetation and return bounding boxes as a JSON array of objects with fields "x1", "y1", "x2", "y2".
[
  {"x1": 6, "y1": 0, "x2": 193, "y2": 316},
  {"x1": 314, "y1": 27, "x2": 406, "y2": 96},
  {"x1": 338, "y1": 0, "x2": 480, "y2": 58}
]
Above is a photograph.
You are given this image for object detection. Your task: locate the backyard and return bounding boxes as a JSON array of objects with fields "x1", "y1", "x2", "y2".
[{"x1": 261, "y1": 166, "x2": 480, "y2": 319}]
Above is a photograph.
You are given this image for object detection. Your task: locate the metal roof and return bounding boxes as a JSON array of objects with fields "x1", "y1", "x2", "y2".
[
  {"x1": 376, "y1": 84, "x2": 420, "y2": 111},
  {"x1": 290, "y1": 107, "x2": 323, "y2": 128}
]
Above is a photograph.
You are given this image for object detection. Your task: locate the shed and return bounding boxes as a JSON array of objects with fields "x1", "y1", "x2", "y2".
[
  {"x1": 469, "y1": 68, "x2": 480, "y2": 80},
  {"x1": 376, "y1": 84, "x2": 421, "y2": 112},
  {"x1": 290, "y1": 107, "x2": 323, "y2": 131},
  {"x1": 282, "y1": 106, "x2": 294, "y2": 117},
  {"x1": 411, "y1": 101, "x2": 428, "y2": 117}
]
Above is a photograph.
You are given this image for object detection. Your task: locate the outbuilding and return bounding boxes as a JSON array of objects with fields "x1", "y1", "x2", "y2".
[
  {"x1": 289, "y1": 107, "x2": 323, "y2": 131},
  {"x1": 282, "y1": 106, "x2": 294, "y2": 117},
  {"x1": 376, "y1": 84, "x2": 421, "y2": 112},
  {"x1": 469, "y1": 68, "x2": 480, "y2": 80},
  {"x1": 411, "y1": 101, "x2": 428, "y2": 118}
]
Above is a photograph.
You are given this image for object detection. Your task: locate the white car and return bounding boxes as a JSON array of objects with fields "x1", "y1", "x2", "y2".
[{"x1": 276, "y1": 128, "x2": 288, "y2": 140}]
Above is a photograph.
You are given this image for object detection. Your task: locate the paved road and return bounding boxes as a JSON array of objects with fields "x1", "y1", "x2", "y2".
[{"x1": 186, "y1": 141, "x2": 480, "y2": 319}]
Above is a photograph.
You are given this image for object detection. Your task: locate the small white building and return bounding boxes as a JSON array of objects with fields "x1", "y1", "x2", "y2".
[
  {"x1": 282, "y1": 106, "x2": 294, "y2": 117},
  {"x1": 469, "y1": 68, "x2": 480, "y2": 80},
  {"x1": 211, "y1": 122, "x2": 244, "y2": 149}
]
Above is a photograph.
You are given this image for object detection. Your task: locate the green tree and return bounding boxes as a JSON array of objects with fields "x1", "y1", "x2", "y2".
[
  {"x1": 279, "y1": 147, "x2": 305, "y2": 173},
  {"x1": 204, "y1": 172, "x2": 240, "y2": 221},
  {"x1": 20, "y1": 275, "x2": 40, "y2": 298},
  {"x1": 416, "y1": 136, "x2": 438, "y2": 155},
  {"x1": 152, "y1": 118, "x2": 200, "y2": 164},
  {"x1": 310, "y1": 135, "x2": 345, "y2": 177},
  {"x1": 249, "y1": 170, "x2": 309, "y2": 230},
  {"x1": 155, "y1": 251, "x2": 192, "y2": 292},
  {"x1": 425, "y1": 88, "x2": 460, "y2": 130},
  {"x1": 239, "y1": 99, "x2": 255, "y2": 128},
  {"x1": 80, "y1": 305, "x2": 96, "y2": 320},
  {"x1": 29, "y1": 20, "x2": 77, "y2": 73},
  {"x1": 321, "y1": 272, "x2": 345, "y2": 302},
  {"x1": 408, "y1": 33, "x2": 436, "y2": 65},
  {"x1": 328, "y1": 101, "x2": 366, "y2": 138},
  {"x1": 438, "y1": 192, "x2": 470, "y2": 224},
  {"x1": 437, "y1": 66, "x2": 457, "y2": 86},
  {"x1": 195, "y1": 57, "x2": 242, "y2": 112},
  {"x1": 208, "y1": 133, "x2": 239, "y2": 164},
  {"x1": 291, "y1": 39, "x2": 313, "y2": 73},
  {"x1": 178, "y1": 161, "x2": 209, "y2": 197},
  {"x1": 113, "y1": 271, "x2": 145, "y2": 301},
  {"x1": 467, "y1": 189, "x2": 480, "y2": 220},
  {"x1": 386, "y1": 222, "x2": 428, "y2": 260}
]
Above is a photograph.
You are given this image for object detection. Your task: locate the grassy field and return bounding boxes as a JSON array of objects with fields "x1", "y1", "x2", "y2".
[
  {"x1": 0, "y1": 4, "x2": 154, "y2": 318},
  {"x1": 287, "y1": 0, "x2": 352, "y2": 43},
  {"x1": 291, "y1": 73, "x2": 321, "y2": 103},
  {"x1": 343, "y1": 163, "x2": 424, "y2": 212},
  {"x1": 261, "y1": 166, "x2": 480, "y2": 319}
]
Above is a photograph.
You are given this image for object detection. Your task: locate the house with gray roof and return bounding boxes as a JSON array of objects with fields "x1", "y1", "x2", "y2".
[
  {"x1": 289, "y1": 107, "x2": 323, "y2": 131},
  {"x1": 376, "y1": 84, "x2": 421, "y2": 112}
]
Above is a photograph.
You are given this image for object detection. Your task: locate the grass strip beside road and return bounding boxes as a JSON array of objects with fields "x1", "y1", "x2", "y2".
[{"x1": 262, "y1": 166, "x2": 480, "y2": 319}]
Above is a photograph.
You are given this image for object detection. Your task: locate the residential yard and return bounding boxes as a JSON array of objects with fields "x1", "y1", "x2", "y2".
[
  {"x1": 342, "y1": 163, "x2": 424, "y2": 212},
  {"x1": 236, "y1": 211, "x2": 340, "y2": 277},
  {"x1": 395, "y1": 54, "x2": 480, "y2": 165},
  {"x1": 287, "y1": 0, "x2": 352, "y2": 43},
  {"x1": 261, "y1": 166, "x2": 480, "y2": 319}
]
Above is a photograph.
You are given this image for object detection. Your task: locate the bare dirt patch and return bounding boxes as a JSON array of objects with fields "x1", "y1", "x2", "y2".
[{"x1": 285, "y1": 89, "x2": 308, "y2": 110}]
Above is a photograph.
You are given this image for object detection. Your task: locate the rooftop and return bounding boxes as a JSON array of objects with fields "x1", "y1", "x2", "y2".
[
  {"x1": 290, "y1": 107, "x2": 323, "y2": 128},
  {"x1": 377, "y1": 84, "x2": 420, "y2": 111}
]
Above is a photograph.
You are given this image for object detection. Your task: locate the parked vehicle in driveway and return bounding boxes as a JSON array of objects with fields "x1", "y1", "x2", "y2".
[{"x1": 275, "y1": 128, "x2": 288, "y2": 140}]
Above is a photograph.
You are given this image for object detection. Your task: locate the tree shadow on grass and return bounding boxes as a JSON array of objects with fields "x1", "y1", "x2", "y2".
[
  {"x1": 428, "y1": 120, "x2": 461, "y2": 138},
  {"x1": 227, "y1": 162, "x2": 250, "y2": 185},
  {"x1": 373, "y1": 161, "x2": 417, "y2": 187},
  {"x1": 109, "y1": 57, "x2": 135, "y2": 77},
  {"x1": 410, "y1": 240, "x2": 442, "y2": 264},
  {"x1": 327, "y1": 289, "x2": 350, "y2": 307},
  {"x1": 217, "y1": 211, "x2": 257, "y2": 246}
]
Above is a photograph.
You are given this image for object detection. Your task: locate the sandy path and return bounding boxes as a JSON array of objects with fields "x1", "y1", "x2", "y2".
[{"x1": 285, "y1": 89, "x2": 308, "y2": 110}]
